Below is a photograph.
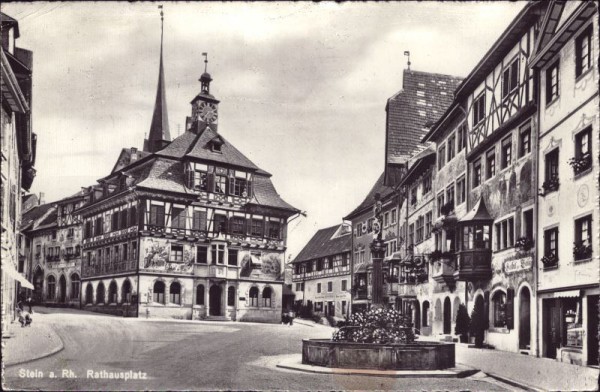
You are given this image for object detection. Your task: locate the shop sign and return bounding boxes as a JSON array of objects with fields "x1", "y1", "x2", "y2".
[{"x1": 503, "y1": 255, "x2": 532, "y2": 274}]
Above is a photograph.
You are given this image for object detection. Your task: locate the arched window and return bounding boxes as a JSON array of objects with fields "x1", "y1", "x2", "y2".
[
  {"x1": 227, "y1": 286, "x2": 235, "y2": 306},
  {"x1": 196, "y1": 284, "x2": 205, "y2": 305},
  {"x1": 71, "y1": 274, "x2": 80, "y2": 300},
  {"x1": 108, "y1": 281, "x2": 118, "y2": 304},
  {"x1": 153, "y1": 281, "x2": 165, "y2": 304},
  {"x1": 262, "y1": 287, "x2": 272, "y2": 307},
  {"x1": 422, "y1": 301, "x2": 430, "y2": 327},
  {"x1": 47, "y1": 276, "x2": 56, "y2": 300},
  {"x1": 492, "y1": 291, "x2": 507, "y2": 327},
  {"x1": 121, "y1": 280, "x2": 132, "y2": 303},
  {"x1": 170, "y1": 282, "x2": 181, "y2": 305},
  {"x1": 96, "y1": 282, "x2": 105, "y2": 304},
  {"x1": 85, "y1": 283, "x2": 93, "y2": 304},
  {"x1": 249, "y1": 286, "x2": 259, "y2": 307}
]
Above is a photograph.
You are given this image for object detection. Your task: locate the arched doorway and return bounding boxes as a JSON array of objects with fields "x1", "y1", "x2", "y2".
[
  {"x1": 47, "y1": 276, "x2": 56, "y2": 301},
  {"x1": 108, "y1": 281, "x2": 118, "y2": 304},
  {"x1": 58, "y1": 275, "x2": 66, "y2": 303},
  {"x1": 85, "y1": 284, "x2": 93, "y2": 304},
  {"x1": 414, "y1": 300, "x2": 421, "y2": 331},
  {"x1": 422, "y1": 301, "x2": 430, "y2": 328},
  {"x1": 473, "y1": 294, "x2": 486, "y2": 346},
  {"x1": 209, "y1": 285, "x2": 222, "y2": 316},
  {"x1": 519, "y1": 287, "x2": 531, "y2": 350},
  {"x1": 121, "y1": 280, "x2": 132, "y2": 303},
  {"x1": 96, "y1": 282, "x2": 105, "y2": 304},
  {"x1": 33, "y1": 267, "x2": 44, "y2": 303},
  {"x1": 443, "y1": 297, "x2": 452, "y2": 334}
]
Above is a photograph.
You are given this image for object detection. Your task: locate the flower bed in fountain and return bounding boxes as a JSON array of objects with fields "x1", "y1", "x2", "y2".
[{"x1": 302, "y1": 308, "x2": 455, "y2": 370}]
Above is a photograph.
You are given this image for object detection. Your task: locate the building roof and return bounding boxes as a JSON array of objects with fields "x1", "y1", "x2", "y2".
[
  {"x1": 130, "y1": 157, "x2": 190, "y2": 195},
  {"x1": 111, "y1": 148, "x2": 150, "y2": 174},
  {"x1": 399, "y1": 147, "x2": 436, "y2": 187},
  {"x1": 144, "y1": 31, "x2": 170, "y2": 153},
  {"x1": 459, "y1": 197, "x2": 493, "y2": 223},
  {"x1": 293, "y1": 224, "x2": 352, "y2": 263},
  {"x1": 0, "y1": 12, "x2": 20, "y2": 39},
  {"x1": 249, "y1": 174, "x2": 298, "y2": 212},
  {"x1": 385, "y1": 69, "x2": 462, "y2": 168},
  {"x1": 20, "y1": 203, "x2": 54, "y2": 231},
  {"x1": 344, "y1": 172, "x2": 395, "y2": 220}
]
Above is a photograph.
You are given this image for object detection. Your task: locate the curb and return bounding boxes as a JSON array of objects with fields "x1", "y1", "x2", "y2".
[
  {"x1": 4, "y1": 333, "x2": 65, "y2": 368},
  {"x1": 485, "y1": 372, "x2": 545, "y2": 392}
]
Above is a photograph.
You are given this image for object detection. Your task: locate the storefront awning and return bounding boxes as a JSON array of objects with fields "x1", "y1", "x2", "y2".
[
  {"x1": 2, "y1": 261, "x2": 34, "y2": 289},
  {"x1": 553, "y1": 290, "x2": 580, "y2": 299},
  {"x1": 354, "y1": 263, "x2": 367, "y2": 274}
]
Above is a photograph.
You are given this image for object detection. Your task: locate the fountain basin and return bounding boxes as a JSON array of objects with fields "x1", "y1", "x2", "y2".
[{"x1": 302, "y1": 339, "x2": 455, "y2": 370}]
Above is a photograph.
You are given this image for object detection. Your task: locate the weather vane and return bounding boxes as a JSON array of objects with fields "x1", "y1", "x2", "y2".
[
  {"x1": 202, "y1": 52, "x2": 208, "y2": 73},
  {"x1": 404, "y1": 50, "x2": 411, "y2": 71}
]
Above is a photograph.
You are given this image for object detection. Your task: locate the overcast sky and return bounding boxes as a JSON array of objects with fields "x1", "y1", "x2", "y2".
[{"x1": 4, "y1": 1, "x2": 525, "y2": 259}]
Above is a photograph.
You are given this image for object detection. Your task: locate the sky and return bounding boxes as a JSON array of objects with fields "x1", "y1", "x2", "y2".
[{"x1": 3, "y1": 1, "x2": 526, "y2": 260}]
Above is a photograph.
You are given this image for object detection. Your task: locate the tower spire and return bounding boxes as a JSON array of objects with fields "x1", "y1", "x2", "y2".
[{"x1": 144, "y1": 4, "x2": 171, "y2": 153}]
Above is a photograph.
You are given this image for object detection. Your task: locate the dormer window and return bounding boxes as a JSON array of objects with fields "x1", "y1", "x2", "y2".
[
  {"x1": 211, "y1": 142, "x2": 222, "y2": 153},
  {"x1": 209, "y1": 136, "x2": 224, "y2": 153}
]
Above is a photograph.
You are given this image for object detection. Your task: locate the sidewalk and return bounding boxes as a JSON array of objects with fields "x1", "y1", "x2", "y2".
[{"x1": 2, "y1": 308, "x2": 64, "y2": 367}]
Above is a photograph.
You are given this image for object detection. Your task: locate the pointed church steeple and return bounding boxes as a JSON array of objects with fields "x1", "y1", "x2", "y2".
[{"x1": 144, "y1": 5, "x2": 171, "y2": 153}]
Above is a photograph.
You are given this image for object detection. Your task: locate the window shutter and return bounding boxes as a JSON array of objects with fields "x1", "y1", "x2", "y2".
[
  {"x1": 207, "y1": 173, "x2": 215, "y2": 192},
  {"x1": 247, "y1": 181, "x2": 252, "y2": 198},
  {"x1": 229, "y1": 177, "x2": 235, "y2": 195},
  {"x1": 506, "y1": 287, "x2": 514, "y2": 330},
  {"x1": 483, "y1": 291, "x2": 490, "y2": 330},
  {"x1": 187, "y1": 167, "x2": 194, "y2": 189}
]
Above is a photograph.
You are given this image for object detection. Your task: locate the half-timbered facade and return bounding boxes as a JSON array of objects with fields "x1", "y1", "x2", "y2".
[
  {"x1": 529, "y1": 0, "x2": 599, "y2": 366},
  {"x1": 291, "y1": 224, "x2": 352, "y2": 319}
]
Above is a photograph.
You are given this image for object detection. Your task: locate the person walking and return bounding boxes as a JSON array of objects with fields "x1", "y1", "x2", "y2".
[{"x1": 25, "y1": 297, "x2": 34, "y2": 313}]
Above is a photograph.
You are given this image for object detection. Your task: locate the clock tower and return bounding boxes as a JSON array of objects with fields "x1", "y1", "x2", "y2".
[{"x1": 190, "y1": 53, "x2": 220, "y2": 134}]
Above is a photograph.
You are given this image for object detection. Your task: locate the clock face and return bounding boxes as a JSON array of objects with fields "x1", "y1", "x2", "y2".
[{"x1": 197, "y1": 101, "x2": 218, "y2": 124}]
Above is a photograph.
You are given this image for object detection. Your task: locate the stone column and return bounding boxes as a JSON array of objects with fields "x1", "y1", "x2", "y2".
[{"x1": 370, "y1": 238, "x2": 385, "y2": 307}]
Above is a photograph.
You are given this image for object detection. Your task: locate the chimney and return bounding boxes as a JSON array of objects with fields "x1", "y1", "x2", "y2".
[
  {"x1": 130, "y1": 147, "x2": 138, "y2": 162},
  {"x1": 38, "y1": 192, "x2": 45, "y2": 205}
]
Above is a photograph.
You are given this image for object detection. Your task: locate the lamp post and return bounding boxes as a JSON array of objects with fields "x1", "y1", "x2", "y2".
[{"x1": 370, "y1": 193, "x2": 386, "y2": 308}]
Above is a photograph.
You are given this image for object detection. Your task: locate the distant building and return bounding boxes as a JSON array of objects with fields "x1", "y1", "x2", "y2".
[
  {"x1": 291, "y1": 223, "x2": 352, "y2": 319},
  {"x1": 1, "y1": 12, "x2": 37, "y2": 334}
]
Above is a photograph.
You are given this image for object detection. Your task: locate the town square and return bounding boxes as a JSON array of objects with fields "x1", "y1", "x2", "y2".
[{"x1": 1, "y1": 1, "x2": 599, "y2": 391}]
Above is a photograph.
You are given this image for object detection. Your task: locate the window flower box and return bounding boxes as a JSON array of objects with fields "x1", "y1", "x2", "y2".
[
  {"x1": 541, "y1": 253, "x2": 558, "y2": 267},
  {"x1": 515, "y1": 236, "x2": 534, "y2": 252},
  {"x1": 540, "y1": 177, "x2": 560, "y2": 195},
  {"x1": 568, "y1": 153, "x2": 592, "y2": 175},
  {"x1": 440, "y1": 201, "x2": 455, "y2": 216},
  {"x1": 573, "y1": 241, "x2": 592, "y2": 261}
]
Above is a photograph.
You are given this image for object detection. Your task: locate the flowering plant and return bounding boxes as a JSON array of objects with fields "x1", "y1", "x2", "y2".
[
  {"x1": 541, "y1": 177, "x2": 560, "y2": 194},
  {"x1": 331, "y1": 307, "x2": 415, "y2": 344},
  {"x1": 541, "y1": 253, "x2": 558, "y2": 267},
  {"x1": 568, "y1": 153, "x2": 592, "y2": 175},
  {"x1": 573, "y1": 241, "x2": 592, "y2": 260},
  {"x1": 515, "y1": 236, "x2": 534, "y2": 251}
]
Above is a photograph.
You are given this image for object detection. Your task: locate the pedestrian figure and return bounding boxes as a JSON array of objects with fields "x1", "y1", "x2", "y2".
[
  {"x1": 25, "y1": 297, "x2": 34, "y2": 313},
  {"x1": 16, "y1": 308, "x2": 32, "y2": 327}
]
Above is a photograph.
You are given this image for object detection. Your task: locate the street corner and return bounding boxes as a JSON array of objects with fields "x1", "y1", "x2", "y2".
[{"x1": 2, "y1": 318, "x2": 64, "y2": 367}]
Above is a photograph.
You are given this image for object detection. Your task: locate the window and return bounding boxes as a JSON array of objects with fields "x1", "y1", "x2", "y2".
[
  {"x1": 327, "y1": 281, "x2": 333, "y2": 292},
  {"x1": 447, "y1": 134, "x2": 456, "y2": 162},
  {"x1": 170, "y1": 245, "x2": 184, "y2": 262},
  {"x1": 473, "y1": 159, "x2": 482, "y2": 188},
  {"x1": 262, "y1": 287, "x2": 272, "y2": 307},
  {"x1": 495, "y1": 217, "x2": 515, "y2": 250},
  {"x1": 573, "y1": 127, "x2": 592, "y2": 174},
  {"x1": 193, "y1": 170, "x2": 208, "y2": 191},
  {"x1": 422, "y1": 172, "x2": 432, "y2": 194},
  {"x1": 230, "y1": 217, "x2": 245, "y2": 234},
  {"x1": 131, "y1": 241, "x2": 137, "y2": 261},
  {"x1": 111, "y1": 212, "x2": 119, "y2": 231},
  {"x1": 575, "y1": 25, "x2": 592, "y2": 77},
  {"x1": 543, "y1": 227, "x2": 559, "y2": 265},
  {"x1": 416, "y1": 216, "x2": 424, "y2": 243},
  {"x1": 492, "y1": 291, "x2": 507, "y2": 328},
  {"x1": 153, "y1": 281, "x2": 165, "y2": 304},
  {"x1": 461, "y1": 224, "x2": 491, "y2": 250},
  {"x1": 192, "y1": 210, "x2": 207, "y2": 232},
  {"x1": 408, "y1": 223, "x2": 415, "y2": 247},
  {"x1": 391, "y1": 209, "x2": 397, "y2": 225},
  {"x1": 523, "y1": 209, "x2": 534, "y2": 241},
  {"x1": 267, "y1": 221, "x2": 281, "y2": 239},
  {"x1": 228, "y1": 286, "x2": 235, "y2": 306},
  {"x1": 67, "y1": 228, "x2": 74, "y2": 238},
  {"x1": 296, "y1": 283, "x2": 301, "y2": 291},
  {"x1": 250, "y1": 219, "x2": 263, "y2": 237},
  {"x1": 446, "y1": 185, "x2": 455, "y2": 208},
  {"x1": 170, "y1": 282, "x2": 181, "y2": 304},
  {"x1": 473, "y1": 94, "x2": 485, "y2": 125},
  {"x1": 457, "y1": 123, "x2": 467, "y2": 152},
  {"x1": 341, "y1": 253, "x2": 348, "y2": 267},
  {"x1": 316, "y1": 259, "x2": 323, "y2": 271},
  {"x1": 229, "y1": 177, "x2": 248, "y2": 197},
  {"x1": 327, "y1": 257, "x2": 333, "y2": 269},
  {"x1": 436, "y1": 193, "x2": 445, "y2": 217},
  {"x1": 317, "y1": 283, "x2": 322, "y2": 293},
  {"x1": 305, "y1": 261, "x2": 313, "y2": 273},
  {"x1": 383, "y1": 212, "x2": 389, "y2": 228},
  {"x1": 519, "y1": 124, "x2": 531, "y2": 157},
  {"x1": 129, "y1": 206, "x2": 137, "y2": 227},
  {"x1": 425, "y1": 212, "x2": 432, "y2": 239},
  {"x1": 214, "y1": 175, "x2": 227, "y2": 194},
  {"x1": 228, "y1": 249, "x2": 238, "y2": 266},
  {"x1": 456, "y1": 176, "x2": 466, "y2": 205},
  {"x1": 171, "y1": 207, "x2": 186, "y2": 230},
  {"x1": 486, "y1": 148, "x2": 496, "y2": 179},
  {"x1": 341, "y1": 280, "x2": 347, "y2": 291},
  {"x1": 502, "y1": 58, "x2": 519, "y2": 98},
  {"x1": 213, "y1": 214, "x2": 227, "y2": 234},
  {"x1": 249, "y1": 287, "x2": 259, "y2": 307},
  {"x1": 500, "y1": 136, "x2": 512, "y2": 169},
  {"x1": 196, "y1": 285, "x2": 205, "y2": 305},
  {"x1": 546, "y1": 61, "x2": 560, "y2": 104},
  {"x1": 410, "y1": 186, "x2": 418, "y2": 206},
  {"x1": 211, "y1": 244, "x2": 225, "y2": 264},
  {"x1": 342, "y1": 301, "x2": 347, "y2": 316},
  {"x1": 544, "y1": 149, "x2": 559, "y2": 192},
  {"x1": 438, "y1": 144, "x2": 446, "y2": 169},
  {"x1": 47, "y1": 276, "x2": 56, "y2": 300},
  {"x1": 120, "y1": 209, "x2": 128, "y2": 230},
  {"x1": 574, "y1": 215, "x2": 593, "y2": 261},
  {"x1": 123, "y1": 244, "x2": 128, "y2": 261},
  {"x1": 149, "y1": 205, "x2": 165, "y2": 227}
]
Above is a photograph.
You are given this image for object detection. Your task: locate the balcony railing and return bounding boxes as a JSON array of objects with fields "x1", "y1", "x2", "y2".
[{"x1": 454, "y1": 249, "x2": 492, "y2": 281}]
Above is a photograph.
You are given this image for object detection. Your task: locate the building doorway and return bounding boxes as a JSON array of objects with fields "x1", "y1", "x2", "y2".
[
  {"x1": 58, "y1": 275, "x2": 67, "y2": 303},
  {"x1": 33, "y1": 267, "x2": 43, "y2": 303},
  {"x1": 209, "y1": 285, "x2": 222, "y2": 316},
  {"x1": 519, "y1": 287, "x2": 531, "y2": 350},
  {"x1": 543, "y1": 298, "x2": 562, "y2": 359},
  {"x1": 414, "y1": 300, "x2": 421, "y2": 331},
  {"x1": 587, "y1": 295, "x2": 599, "y2": 366},
  {"x1": 443, "y1": 297, "x2": 451, "y2": 334}
]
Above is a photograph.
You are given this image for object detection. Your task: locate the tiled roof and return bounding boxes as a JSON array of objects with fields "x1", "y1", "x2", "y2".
[
  {"x1": 20, "y1": 203, "x2": 54, "y2": 231},
  {"x1": 157, "y1": 127, "x2": 259, "y2": 170},
  {"x1": 344, "y1": 172, "x2": 394, "y2": 220},
  {"x1": 133, "y1": 158, "x2": 190, "y2": 195},
  {"x1": 386, "y1": 69, "x2": 462, "y2": 166},
  {"x1": 293, "y1": 224, "x2": 352, "y2": 263},
  {"x1": 111, "y1": 148, "x2": 150, "y2": 174},
  {"x1": 37, "y1": 209, "x2": 58, "y2": 228},
  {"x1": 249, "y1": 174, "x2": 298, "y2": 213}
]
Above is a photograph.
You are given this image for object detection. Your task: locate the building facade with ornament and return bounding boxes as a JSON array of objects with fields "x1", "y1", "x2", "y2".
[
  {"x1": 1, "y1": 12, "x2": 37, "y2": 334},
  {"x1": 529, "y1": 0, "x2": 598, "y2": 366}
]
